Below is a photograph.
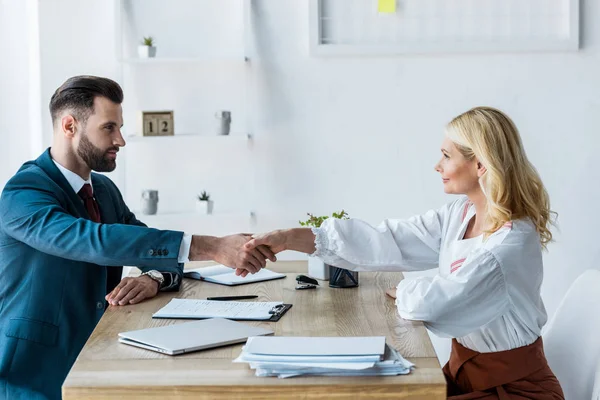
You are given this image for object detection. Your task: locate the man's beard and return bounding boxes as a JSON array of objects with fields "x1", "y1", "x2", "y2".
[{"x1": 77, "y1": 133, "x2": 118, "y2": 173}]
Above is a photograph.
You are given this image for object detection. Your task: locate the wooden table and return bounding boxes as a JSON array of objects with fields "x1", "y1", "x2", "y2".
[{"x1": 63, "y1": 261, "x2": 446, "y2": 399}]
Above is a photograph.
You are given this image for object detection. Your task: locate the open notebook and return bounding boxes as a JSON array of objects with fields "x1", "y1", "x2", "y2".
[{"x1": 184, "y1": 264, "x2": 285, "y2": 286}]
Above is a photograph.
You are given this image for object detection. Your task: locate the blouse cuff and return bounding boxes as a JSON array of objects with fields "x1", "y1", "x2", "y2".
[
  {"x1": 311, "y1": 227, "x2": 329, "y2": 257},
  {"x1": 394, "y1": 281, "x2": 402, "y2": 308}
]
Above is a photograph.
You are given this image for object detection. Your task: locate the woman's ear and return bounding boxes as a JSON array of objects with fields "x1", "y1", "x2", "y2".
[{"x1": 476, "y1": 160, "x2": 487, "y2": 178}]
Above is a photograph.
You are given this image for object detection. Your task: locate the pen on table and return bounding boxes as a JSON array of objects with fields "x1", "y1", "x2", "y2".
[{"x1": 206, "y1": 295, "x2": 259, "y2": 301}]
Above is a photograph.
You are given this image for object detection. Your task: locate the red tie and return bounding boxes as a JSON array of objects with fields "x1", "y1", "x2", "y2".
[
  {"x1": 77, "y1": 183, "x2": 122, "y2": 299},
  {"x1": 78, "y1": 183, "x2": 101, "y2": 223}
]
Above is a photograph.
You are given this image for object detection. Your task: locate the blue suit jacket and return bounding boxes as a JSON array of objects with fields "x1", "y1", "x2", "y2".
[{"x1": 0, "y1": 149, "x2": 184, "y2": 399}]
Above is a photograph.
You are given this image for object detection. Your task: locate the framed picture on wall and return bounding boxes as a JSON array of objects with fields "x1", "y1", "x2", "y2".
[
  {"x1": 309, "y1": 0, "x2": 579, "y2": 55},
  {"x1": 137, "y1": 111, "x2": 174, "y2": 136}
]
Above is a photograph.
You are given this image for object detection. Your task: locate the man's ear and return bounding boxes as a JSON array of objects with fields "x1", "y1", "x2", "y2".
[
  {"x1": 61, "y1": 115, "x2": 77, "y2": 138},
  {"x1": 476, "y1": 160, "x2": 487, "y2": 178}
]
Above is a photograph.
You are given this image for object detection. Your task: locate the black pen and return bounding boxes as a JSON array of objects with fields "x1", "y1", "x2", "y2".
[{"x1": 206, "y1": 295, "x2": 259, "y2": 301}]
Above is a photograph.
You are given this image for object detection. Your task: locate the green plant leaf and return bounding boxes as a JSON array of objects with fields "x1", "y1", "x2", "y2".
[
  {"x1": 142, "y1": 36, "x2": 154, "y2": 46},
  {"x1": 299, "y1": 210, "x2": 349, "y2": 227},
  {"x1": 197, "y1": 190, "x2": 210, "y2": 201}
]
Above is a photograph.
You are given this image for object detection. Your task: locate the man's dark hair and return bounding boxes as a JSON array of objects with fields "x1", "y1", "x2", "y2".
[{"x1": 49, "y1": 75, "x2": 123, "y2": 126}]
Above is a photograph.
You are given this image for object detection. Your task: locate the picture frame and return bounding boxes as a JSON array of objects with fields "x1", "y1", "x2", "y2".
[
  {"x1": 137, "y1": 110, "x2": 174, "y2": 136},
  {"x1": 309, "y1": 0, "x2": 579, "y2": 56}
]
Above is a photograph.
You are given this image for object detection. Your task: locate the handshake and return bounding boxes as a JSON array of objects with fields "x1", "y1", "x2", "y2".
[{"x1": 189, "y1": 228, "x2": 317, "y2": 277}]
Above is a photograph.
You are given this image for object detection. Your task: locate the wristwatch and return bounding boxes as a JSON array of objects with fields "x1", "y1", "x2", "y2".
[{"x1": 141, "y1": 270, "x2": 164, "y2": 289}]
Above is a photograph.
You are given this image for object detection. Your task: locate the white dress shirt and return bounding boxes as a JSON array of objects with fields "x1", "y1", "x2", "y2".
[
  {"x1": 53, "y1": 159, "x2": 92, "y2": 195},
  {"x1": 312, "y1": 197, "x2": 547, "y2": 353}
]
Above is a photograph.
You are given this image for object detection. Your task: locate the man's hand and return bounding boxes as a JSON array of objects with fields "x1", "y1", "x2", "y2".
[
  {"x1": 190, "y1": 234, "x2": 276, "y2": 274},
  {"x1": 105, "y1": 275, "x2": 160, "y2": 306}
]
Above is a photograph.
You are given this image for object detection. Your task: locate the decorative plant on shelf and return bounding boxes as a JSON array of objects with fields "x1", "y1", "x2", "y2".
[
  {"x1": 195, "y1": 191, "x2": 214, "y2": 215},
  {"x1": 141, "y1": 36, "x2": 154, "y2": 47},
  {"x1": 300, "y1": 210, "x2": 349, "y2": 281},
  {"x1": 138, "y1": 36, "x2": 157, "y2": 58},
  {"x1": 299, "y1": 210, "x2": 349, "y2": 228},
  {"x1": 197, "y1": 191, "x2": 210, "y2": 201}
]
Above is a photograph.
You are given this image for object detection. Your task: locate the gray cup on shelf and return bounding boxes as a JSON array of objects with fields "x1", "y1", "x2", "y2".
[
  {"x1": 328, "y1": 266, "x2": 359, "y2": 288},
  {"x1": 141, "y1": 190, "x2": 158, "y2": 215},
  {"x1": 215, "y1": 110, "x2": 231, "y2": 135}
]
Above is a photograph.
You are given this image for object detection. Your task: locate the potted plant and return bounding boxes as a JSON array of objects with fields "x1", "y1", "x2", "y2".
[
  {"x1": 299, "y1": 210, "x2": 349, "y2": 281},
  {"x1": 138, "y1": 36, "x2": 157, "y2": 58},
  {"x1": 196, "y1": 191, "x2": 214, "y2": 215}
]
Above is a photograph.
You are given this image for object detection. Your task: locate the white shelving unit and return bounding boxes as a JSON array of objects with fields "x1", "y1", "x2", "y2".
[
  {"x1": 125, "y1": 133, "x2": 253, "y2": 142},
  {"x1": 113, "y1": 0, "x2": 256, "y2": 234},
  {"x1": 122, "y1": 56, "x2": 249, "y2": 65},
  {"x1": 131, "y1": 211, "x2": 256, "y2": 237}
]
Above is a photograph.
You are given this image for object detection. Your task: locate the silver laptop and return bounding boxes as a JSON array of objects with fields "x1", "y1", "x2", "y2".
[{"x1": 118, "y1": 318, "x2": 274, "y2": 355}]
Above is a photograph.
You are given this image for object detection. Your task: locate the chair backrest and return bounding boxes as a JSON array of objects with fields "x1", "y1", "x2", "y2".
[
  {"x1": 543, "y1": 269, "x2": 600, "y2": 400},
  {"x1": 592, "y1": 358, "x2": 600, "y2": 400}
]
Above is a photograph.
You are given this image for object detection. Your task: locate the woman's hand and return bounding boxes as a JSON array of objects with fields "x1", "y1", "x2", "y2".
[
  {"x1": 385, "y1": 288, "x2": 397, "y2": 299},
  {"x1": 246, "y1": 229, "x2": 289, "y2": 255},
  {"x1": 237, "y1": 228, "x2": 317, "y2": 277}
]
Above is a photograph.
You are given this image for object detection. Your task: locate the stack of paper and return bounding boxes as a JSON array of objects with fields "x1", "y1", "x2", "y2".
[{"x1": 234, "y1": 336, "x2": 414, "y2": 378}]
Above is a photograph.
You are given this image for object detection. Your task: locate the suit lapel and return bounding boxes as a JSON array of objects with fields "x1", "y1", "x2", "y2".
[{"x1": 35, "y1": 148, "x2": 89, "y2": 219}]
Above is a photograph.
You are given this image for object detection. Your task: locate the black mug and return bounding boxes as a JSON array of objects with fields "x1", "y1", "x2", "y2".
[{"x1": 328, "y1": 266, "x2": 359, "y2": 288}]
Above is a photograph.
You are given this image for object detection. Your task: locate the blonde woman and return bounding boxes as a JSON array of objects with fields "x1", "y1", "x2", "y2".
[{"x1": 245, "y1": 107, "x2": 564, "y2": 399}]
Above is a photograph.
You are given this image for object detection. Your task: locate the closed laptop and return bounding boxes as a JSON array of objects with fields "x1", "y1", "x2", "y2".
[{"x1": 118, "y1": 318, "x2": 274, "y2": 355}]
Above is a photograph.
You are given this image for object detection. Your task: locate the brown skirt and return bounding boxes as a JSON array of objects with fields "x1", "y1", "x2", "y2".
[{"x1": 443, "y1": 337, "x2": 564, "y2": 399}]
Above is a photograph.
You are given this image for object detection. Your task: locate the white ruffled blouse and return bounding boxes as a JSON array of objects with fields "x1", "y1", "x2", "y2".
[{"x1": 312, "y1": 197, "x2": 547, "y2": 353}]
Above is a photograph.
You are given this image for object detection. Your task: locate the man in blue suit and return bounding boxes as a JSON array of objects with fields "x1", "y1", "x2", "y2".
[{"x1": 0, "y1": 76, "x2": 274, "y2": 399}]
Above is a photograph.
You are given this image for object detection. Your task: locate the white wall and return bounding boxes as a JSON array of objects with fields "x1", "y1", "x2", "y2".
[
  {"x1": 3, "y1": 0, "x2": 600, "y2": 364},
  {"x1": 37, "y1": 0, "x2": 121, "y2": 184},
  {"x1": 0, "y1": 0, "x2": 41, "y2": 191}
]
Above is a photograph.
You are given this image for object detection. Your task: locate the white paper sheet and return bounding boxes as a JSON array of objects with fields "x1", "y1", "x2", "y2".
[{"x1": 244, "y1": 336, "x2": 386, "y2": 357}]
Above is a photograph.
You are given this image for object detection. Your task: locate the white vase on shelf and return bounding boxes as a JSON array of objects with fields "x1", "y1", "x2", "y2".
[
  {"x1": 196, "y1": 200, "x2": 214, "y2": 215},
  {"x1": 137, "y1": 45, "x2": 156, "y2": 58},
  {"x1": 215, "y1": 110, "x2": 231, "y2": 135},
  {"x1": 307, "y1": 256, "x2": 329, "y2": 281},
  {"x1": 141, "y1": 190, "x2": 158, "y2": 215}
]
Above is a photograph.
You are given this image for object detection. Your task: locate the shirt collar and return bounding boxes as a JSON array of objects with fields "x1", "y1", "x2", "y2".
[{"x1": 52, "y1": 160, "x2": 93, "y2": 195}]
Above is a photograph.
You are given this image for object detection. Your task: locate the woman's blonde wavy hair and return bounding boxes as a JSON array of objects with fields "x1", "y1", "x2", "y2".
[{"x1": 446, "y1": 106, "x2": 556, "y2": 248}]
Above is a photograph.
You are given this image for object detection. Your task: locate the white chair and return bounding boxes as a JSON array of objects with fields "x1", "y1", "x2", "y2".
[
  {"x1": 543, "y1": 269, "x2": 600, "y2": 400},
  {"x1": 592, "y1": 358, "x2": 600, "y2": 400}
]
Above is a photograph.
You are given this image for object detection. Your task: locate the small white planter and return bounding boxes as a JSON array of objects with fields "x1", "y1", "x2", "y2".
[
  {"x1": 308, "y1": 256, "x2": 329, "y2": 281},
  {"x1": 141, "y1": 189, "x2": 158, "y2": 215},
  {"x1": 196, "y1": 200, "x2": 214, "y2": 215},
  {"x1": 215, "y1": 111, "x2": 232, "y2": 135},
  {"x1": 138, "y1": 45, "x2": 157, "y2": 58}
]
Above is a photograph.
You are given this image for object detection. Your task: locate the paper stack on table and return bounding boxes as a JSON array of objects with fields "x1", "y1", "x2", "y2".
[{"x1": 234, "y1": 336, "x2": 414, "y2": 378}]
